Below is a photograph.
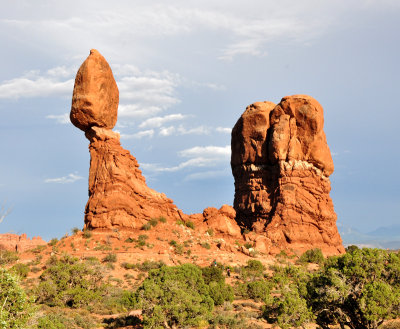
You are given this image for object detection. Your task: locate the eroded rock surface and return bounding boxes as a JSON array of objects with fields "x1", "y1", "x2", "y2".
[
  {"x1": 71, "y1": 50, "x2": 183, "y2": 229},
  {"x1": 231, "y1": 95, "x2": 344, "y2": 255},
  {"x1": 0, "y1": 234, "x2": 46, "y2": 252}
]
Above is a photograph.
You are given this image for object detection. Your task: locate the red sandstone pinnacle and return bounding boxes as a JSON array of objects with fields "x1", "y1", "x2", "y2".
[
  {"x1": 71, "y1": 50, "x2": 183, "y2": 229},
  {"x1": 70, "y1": 49, "x2": 119, "y2": 131},
  {"x1": 231, "y1": 95, "x2": 344, "y2": 255}
]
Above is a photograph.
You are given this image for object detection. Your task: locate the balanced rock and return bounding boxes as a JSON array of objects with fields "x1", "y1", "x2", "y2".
[
  {"x1": 71, "y1": 50, "x2": 183, "y2": 229},
  {"x1": 231, "y1": 95, "x2": 344, "y2": 255},
  {"x1": 71, "y1": 49, "x2": 119, "y2": 131}
]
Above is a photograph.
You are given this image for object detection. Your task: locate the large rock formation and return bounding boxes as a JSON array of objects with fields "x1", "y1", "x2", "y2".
[
  {"x1": 231, "y1": 95, "x2": 344, "y2": 255},
  {"x1": 71, "y1": 50, "x2": 184, "y2": 229},
  {"x1": 0, "y1": 234, "x2": 46, "y2": 252}
]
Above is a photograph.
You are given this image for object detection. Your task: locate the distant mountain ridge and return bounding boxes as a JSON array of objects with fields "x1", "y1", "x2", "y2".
[{"x1": 338, "y1": 222, "x2": 400, "y2": 249}]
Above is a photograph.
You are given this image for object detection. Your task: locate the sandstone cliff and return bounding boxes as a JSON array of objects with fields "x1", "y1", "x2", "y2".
[{"x1": 231, "y1": 96, "x2": 344, "y2": 255}]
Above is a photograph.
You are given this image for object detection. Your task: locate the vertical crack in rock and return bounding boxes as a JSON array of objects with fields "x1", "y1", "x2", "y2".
[{"x1": 231, "y1": 95, "x2": 344, "y2": 255}]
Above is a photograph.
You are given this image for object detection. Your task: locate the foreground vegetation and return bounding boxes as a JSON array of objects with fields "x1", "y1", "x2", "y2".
[{"x1": 1, "y1": 246, "x2": 400, "y2": 328}]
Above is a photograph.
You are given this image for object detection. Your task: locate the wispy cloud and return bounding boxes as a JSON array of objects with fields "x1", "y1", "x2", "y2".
[
  {"x1": 141, "y1": 145, "x2": 230, "y2": 172},
  {"x1": 184, "y1": 170, "x2": 230, "y2": 181},
  {"x1": 119, "y1": 129, "x2": 154, "y2": 139},
  {"x1": 216, "y1": 127, "x2": 231, "y2": 134},
  {"x1": 139, "y1": 114, "x2": 185, "y2": 129},
  {"x1": 46, "y1": 113, "x2": 70, "y2": 124},
  {"x1": 44, "y1": 173, "x2": 84, "y2": 184},
  {"x1": 0, "y1": 69, "x2": 74, "y2": 99},
  {"x1": 159, "y1": 124, "x2": 210, "y2": 137}
]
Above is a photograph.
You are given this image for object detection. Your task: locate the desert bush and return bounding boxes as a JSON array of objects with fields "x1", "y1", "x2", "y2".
[
  {"x1": 148, "y1": 218, "x2": 159, "y2": 227},
  {"x1": 71, "y1": 227, "x2": 80, "y2": 235},
  {"x1": 206, "y1": 228, "x2": 214, "y2": 236},
  {"x1": 121, "y1": 262, "x2": 136, "y2": 270},
  {"x1": 263, "y1": 286, "x2": 314, "y2": 329},
  {"x1": 158, "y1": 216, "x2": 167, "y2": 223},
  {"x1": 35, "y1": 255, "x2": 107, "y2": 308},
  {"x1": 247, "y1": 280, "x2": 272, "y2": 301},
  {"x1": 307, "y1": 248, "x2": 400, "y2": 329},
  {"x1": 0, "y1": 250, "x2": 19, "y2": 265},
  {"x1": 0, "y1": 267, "x2": 34, "y2": 328},
  {"x1": 102, "y1": 253, "x2": 117, "y2": 263},
  {"x1": 185, "y1": 221, "x2": 195, "y2": 229},
  {"x1": 48, "y1": 238, "x2": 58, "y2": 246},
  {"x1": 11, "y1": 263, "x2": 30, "y2": 279},
  {"x1": 201, "y1": 266, "x2": 233, "y2": 305},
  {"x1": 344, "y1": 244, "x2": 359, "y2": 254},
  {"x1": 136, "y1": 260, "x2": 165, "y2": 272},
  {"x1": 201, "y1": 242, "x2": 211, "y2": 249},
  {"x1": 82, "y1": 230, "x2": 92, "y2": 239},
  {"x1": 241, "y1": 260, "x2": 265, "y2": 280},
  {"x1": 135, "y1": 263, "x2": 214, "y2": 328},
  {"x1": 142, "y1": 223, "x2": 151, "y2": 231},
  {"x1": 298, "y1": 248, "x2": 324, "y2": 265}
]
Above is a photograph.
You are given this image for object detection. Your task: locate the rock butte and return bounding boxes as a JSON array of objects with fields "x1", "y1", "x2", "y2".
[
  {"x1": 70, "y1": 49, "x2": 344, "y2": 256},
  {"x1": 231, "y1": 98, "x2": 344, "y2": 255}
]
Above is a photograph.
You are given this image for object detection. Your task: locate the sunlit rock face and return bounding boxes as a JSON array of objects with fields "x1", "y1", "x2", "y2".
[
  {"x1": 231, "y1": 95, "x2": 344, "y2": 255},
  {"x1": 70, "y1": 49, "x2": 184, "y2": 229}
]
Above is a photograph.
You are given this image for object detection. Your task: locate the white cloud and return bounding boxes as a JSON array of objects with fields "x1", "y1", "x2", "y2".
[
  {"x1": 46, "y1": 113, "x2": 70, "y2": 124},
  {"x1": 120, "y1": 129, "x2": 154, "y2": 139},
  {"x1": 141, "y1": 145, "x2": 230, "y2": 172},
  {"x1": 184, "y1": 170, "x2": 230, "y2": 181},
  {"x1": 0, "y1": 71, "x2": 74, "y2": 99},
  {"x1": 139, "y1": 114, "x2": 185, "y2": 129},
  {"x1": 159, "y1": 124, "x2": 210, "y2": 137},
  {"x1": 179, "y1": 145, "x2": 230, "y2": 158},
  {"x1": 45, "y1": 173, "x2": 83, "y2": 184},
  {"x1": 216, "y1": 127, "x2": 231, "y2": 134}
]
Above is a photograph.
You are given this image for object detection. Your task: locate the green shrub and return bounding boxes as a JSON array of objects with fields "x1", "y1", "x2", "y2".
[
  {"x1": 345, "y1": 244, "x2": 359, "y2": 254},
  {"x1": 102, "y1": 253, "x2": 117, "y2": 263},
  {"x1": 31, "y1": 245, "x2": 46, "y2": 254},
  {"x1": 186, "y1": 221, "x2": 195, "y2": 230},
  {"x1": 244, "y1": 242, "x2": 253, "y2": 249},
  {"x1": 136, "y1": 260, "x2": 165, "y2": 272},
  {"x1": 121, "y1": 262, "x2": 136, "y2": 270},
  {"x1": 307, "y1": 248, "x2": 400, "y2": 329},
  {"x1": 264, "y1": 286, "x2": 314, "y2": 329},
  {"x1": 0, "y1": 250, "x2": 19, "y2": 265},
  {"x1": 138, "y1": 234, "x2": 148, "y2": 241},
  {"x1": 142, "y1": 223, "x2": 151, "y2": 231},
  {"x1": 83, "y1": 230, "x2": 92, "y2": 239},
  {"x1": 35, "y1": 255, "x2": 106, "y2": 308},
  {"x1": 208, "y1": 281, "x2": 234, "y2": 306},
  {"x1": 201, "y1": 242, "x2": 211, "y2": 250},
  {"x1": 48, "y1": 238, "x2": 59, "y2": 246},
  {"x1": 206, "y1": 228, "x2": 214, "y2": 236},
  {"x1": 71, "y1": 227, "x2": 80, "y2": 235},
  {"x1": 158, "y1": 216, "x2": 167, "y2": 223},
  {"x1": 169, "y1": 240, "x2": 177, "y2": 246},
  {"x1": 247, "y1": 280, "x2": 272, "y2": 301},
  {"x1": 148, "y1": 218, "x2": 159, "y2": 227},
  {"x1": 298, "y1": 248, "x2": 324, "y2": 265},
  {"x1": 176, "y1": 219, "x2": 185, "y2": 225},
  {"x1": 202, "y1": 266, "x2": 224, "y2": 285},
  {"x1": 135, "y1": 264, "x2": 214, "y2": 328},
  {"x1": 241, "y1": 260, "x2": 265, "y2": 280},
  {"x1": 0, "y1": 267, "x2": 34, "y2": 328},
  {"x1": 11, "y1": 263, "x2": 30, "y2": 279}
]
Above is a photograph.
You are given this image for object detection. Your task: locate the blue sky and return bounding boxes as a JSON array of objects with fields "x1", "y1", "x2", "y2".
[{"x1": 0, "y1": 0, "x2": 399, "y2": 240}]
